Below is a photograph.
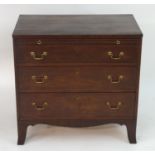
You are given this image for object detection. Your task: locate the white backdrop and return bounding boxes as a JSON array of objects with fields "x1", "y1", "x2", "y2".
[{"x1": 0, "y1": 4, "x2": 154, "y2": 150}]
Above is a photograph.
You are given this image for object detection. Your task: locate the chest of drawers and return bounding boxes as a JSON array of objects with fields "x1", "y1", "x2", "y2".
[{"x1": 13, "y1": 15, "x2": 143, "y2": 145}]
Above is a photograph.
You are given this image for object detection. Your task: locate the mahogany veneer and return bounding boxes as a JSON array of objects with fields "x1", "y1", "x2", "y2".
[{"x1": 13, "y1": 15, "x2": 143, "y2": 144}]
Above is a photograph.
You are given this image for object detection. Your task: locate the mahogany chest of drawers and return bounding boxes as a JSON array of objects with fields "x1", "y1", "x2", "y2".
[{"x1": 13, "y1": 15, "x2": 143, "y2": 144}]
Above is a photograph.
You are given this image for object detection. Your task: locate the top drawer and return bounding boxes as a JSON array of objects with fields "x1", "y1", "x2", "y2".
[
  {"x1": 15, "y1": 38, "x2": 139, "y2": 46},
  {"x1": 14, "y1": 36, "x2": 139, "y2": 46},
  {"x1": 14, "y1": 38, "x2": 139, "y2": 64}
]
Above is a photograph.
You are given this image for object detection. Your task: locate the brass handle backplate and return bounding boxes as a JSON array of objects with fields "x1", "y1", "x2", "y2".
[
  {"x1": 107, "y1": 75, "x2": 124, "y2": 84},
  {"x1": 30, "y1": 51, "x2": 47, "y2": 60},
  {"x1": 32, "y1": 102, "x2": 48, "y2": 111},
  {"x1": 106, "y1": 101, "x2": 122, "y2": 110},
  {"x1": 107, "y1": 51, "x2": 124, "y2": 60},
  {"x1": 32, "y1": 75, "x2": 48, "y2": 84}
]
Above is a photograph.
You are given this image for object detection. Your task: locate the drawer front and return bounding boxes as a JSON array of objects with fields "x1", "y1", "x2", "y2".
[
  {"x1": 16, "y1": 44, "x2": 138, "y2": 64},
  {"x1": 15, "y1": 38, "x2": 139, "y2": 46},
  {"x1": 18, "y1": 66, "x2": 137, "y2": 92},
  {"x1": 19, "y1": 93, "x2": 136, "y2": 120}
]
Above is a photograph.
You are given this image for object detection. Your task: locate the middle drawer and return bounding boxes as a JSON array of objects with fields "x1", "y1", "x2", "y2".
[{"x1": 18, "y1": 66, "x2": 137, "y2": 92}]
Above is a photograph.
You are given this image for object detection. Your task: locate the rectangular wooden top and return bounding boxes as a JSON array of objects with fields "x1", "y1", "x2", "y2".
[{"x1": 13, "y1": 15, "x2": 142, "y2": 37}]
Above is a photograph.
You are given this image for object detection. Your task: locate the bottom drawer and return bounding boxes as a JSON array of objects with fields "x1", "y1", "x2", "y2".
[{"x1": 19, "y1": 93, "x2": 136, "y2": 120}]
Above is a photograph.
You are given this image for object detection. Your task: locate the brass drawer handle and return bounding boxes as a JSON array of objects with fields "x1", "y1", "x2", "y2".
[
  {"x1": 36, "y1": 40, "x2": 42, "y2": 45},
  {"x1": 116, "y1": 40, "x2": 121, "y2": 45},
  {"x1": 107, "y1": 51, "x2": 124, "y2": 60},
  {"x1": 30, "y1": 51, "x2": 47, "y2": 60},
  {"x1": 106, "y1": 101, "x2": 122, "y2": 110},
  {"x1": 32, "y1": 102, "x2": 48, "y2": 111},
  {"x1": 32, "y1": 75, "x2": 48, "y2": 84},
  {"x1": 107, "y1": 75, "x2": 124, "y2": 84}
]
